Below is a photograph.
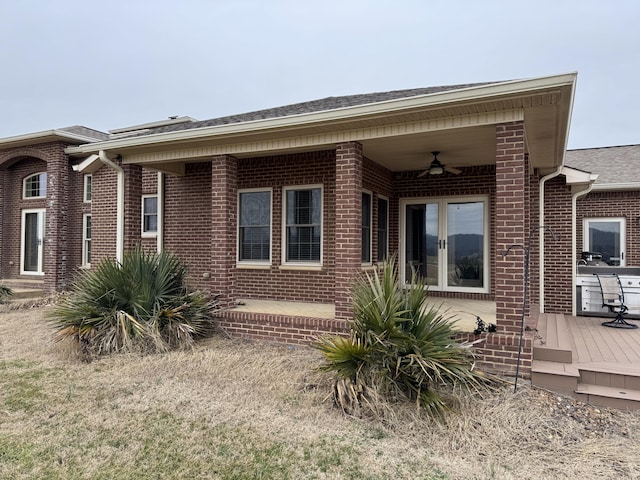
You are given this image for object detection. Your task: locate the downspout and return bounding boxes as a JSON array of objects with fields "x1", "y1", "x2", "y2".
[
  {"x1": 157, "y1": 172, "x2": 164, "y2": 253},
  {"x1": 538, "y1": 166, "x2": 563, "y2": 313},
  {"x1": 571, "y1": 183, "x2": 594, "y2": 316},
  {"x1": 98, "y1": 150, "x2": 125, "y2": 264}
]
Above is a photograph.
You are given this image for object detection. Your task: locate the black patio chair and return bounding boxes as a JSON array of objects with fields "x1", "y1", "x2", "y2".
[{"x1": 595, "y1": 273, "x2": 637, "y2": 329}]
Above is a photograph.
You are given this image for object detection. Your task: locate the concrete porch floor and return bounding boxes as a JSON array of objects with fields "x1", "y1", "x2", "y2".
[{"x1": 233, "y1": 297, "x2": 496, "y2": 333}]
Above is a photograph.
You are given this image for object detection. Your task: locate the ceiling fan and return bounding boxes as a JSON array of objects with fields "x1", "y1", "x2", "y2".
[{"x1": 418, "y1": 151, "x2": 462, "y2": 177}]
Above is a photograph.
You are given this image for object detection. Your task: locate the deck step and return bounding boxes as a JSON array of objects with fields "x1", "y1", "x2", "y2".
[
  {"x1": 533, "y1": 313, "x2": 573, "y2": 363},
  {"x1": 531, "y1": 360, "x2": 580, "y2": 396},
  {"x1": 575, "y1": 384, "x2": 640, "y2": 410}
]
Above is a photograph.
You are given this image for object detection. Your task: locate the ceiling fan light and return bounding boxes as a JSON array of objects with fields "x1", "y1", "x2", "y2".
[{"x1": 429, "y1": 165, "x2": 444, "y2": 175}]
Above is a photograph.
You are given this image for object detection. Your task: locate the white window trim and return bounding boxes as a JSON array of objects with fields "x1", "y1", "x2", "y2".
[
  {"x1": 237, "y1": 187, "x2": 273, "y2": 266},
  {"x1": 82, "y1": 214, "x2": 91, "y2": 268},
  {"x1": 377, "y1": 194, "x2": 389, "y2": 263},
  {"x1": 83, "y1": 174, "x2": 92, "y2": 203},
  {"x1": 282, "y1": 184, "x2": 323, "y2": 267},
  {"x1": 582, "y1": 217, "x2": 626, "y2": 267},
  {"x1": 362, "y1": 190, "x2": 373, "y2": 266},
  {"x1": 23, "y1": 172, "x2": 47, "y2": 199},
  {"x1": 399, "y1": 195, "x2": 490, "y2": 294},
  {"x1": 141, "y1": 194, "x2": 158, "y2": 237}
]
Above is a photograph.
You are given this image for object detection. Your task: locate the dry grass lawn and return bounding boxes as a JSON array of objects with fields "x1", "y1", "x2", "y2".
[{"x1": 1, "y1": 302, "x2": 640, "y2": 479}]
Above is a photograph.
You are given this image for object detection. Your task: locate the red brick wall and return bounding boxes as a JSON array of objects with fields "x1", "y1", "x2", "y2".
[
  {"x1": 234, "y1": 151, "x2": 337, "y2": 302},
  {"x1": 164, "y1": 162, "x2": 212, "y2": 291},
  {"x1": 92, "y1": 165, "x2": 118, "y2": 265},
  {"x1": 542, "y1": 178, "x2": 573, "y2": 313}
]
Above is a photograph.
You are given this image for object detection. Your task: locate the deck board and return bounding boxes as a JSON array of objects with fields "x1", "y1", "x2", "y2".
[{"x1": 566, "y1": 315, "x2": 640, "y2": 365}]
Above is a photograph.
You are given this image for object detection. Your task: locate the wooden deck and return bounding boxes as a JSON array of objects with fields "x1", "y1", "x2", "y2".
[{"x1": 532, "y1": 312, "x2": 640, "y2": 409}]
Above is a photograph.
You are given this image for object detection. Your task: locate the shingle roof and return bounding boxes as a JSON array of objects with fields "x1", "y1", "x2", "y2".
[
  {"x1": 565, "y1": 145, "x2": 640, "y2": 185},
  {"x1": 127, "y1": 82, "x2": 495, "y2": 137},
  {"x1": 60, "y1": 126, "x2": 109, "y2": 141}
]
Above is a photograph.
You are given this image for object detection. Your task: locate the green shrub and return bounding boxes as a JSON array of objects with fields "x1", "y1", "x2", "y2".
[
  {"x1": 50, "y1": 247, "x2": 218, "y2": 356},
  {"x1": 314, "y1": 258, "x2": 487, "y2": 418},
  {"x1": 0, "y1": 285, "x2": 13, "y2": 304}
]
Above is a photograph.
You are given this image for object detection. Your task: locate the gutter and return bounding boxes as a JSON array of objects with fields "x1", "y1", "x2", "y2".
[
  {"x1": 571, "y1": 183, "x2": 594, "y2": 316},
  {"x1": 538, "y1": 165, "x2": 563, "y2": 313},
  {"x1": 98, "y1": 151, "x2": 125, "y2": 264}
]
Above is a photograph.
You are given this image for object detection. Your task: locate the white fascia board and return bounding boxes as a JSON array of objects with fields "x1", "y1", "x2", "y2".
[
  {"x1": 66, "y1": 72, "x2": 578, "y2": 155},
  {"x1": 0, "y1": 129, "x2": 103, "y2": 148}
]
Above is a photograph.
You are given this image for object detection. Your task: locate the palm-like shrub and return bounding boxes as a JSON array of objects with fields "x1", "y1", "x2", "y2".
[
  {"x1": 50, "y1": 247, "x2": 218, "y2": 356},
  {"x1": 0, "y1": 285, "x2": 12, "y2": 304},
  {"x1": 315, "y1": 258, "x2": 487, "y2": 417}
]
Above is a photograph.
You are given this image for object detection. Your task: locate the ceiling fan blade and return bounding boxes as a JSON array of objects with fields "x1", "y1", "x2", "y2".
[
  {"x1": 417, "y1": 169, "x2": 429, "y2": 178},
  {"x1": 445, "y1": 165, "x2": 462, "y2": 175}
]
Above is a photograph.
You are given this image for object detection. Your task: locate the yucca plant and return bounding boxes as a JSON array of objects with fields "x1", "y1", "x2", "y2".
[
  {"x1": 0, "y1": 285, "x2": 13, "y2": 304},
  {"x1": 50, "y1": 246, "x2": 218, "y2": 357},
  {"x1": 315, "y1": 257, "x2": 487, "y2": 418}
]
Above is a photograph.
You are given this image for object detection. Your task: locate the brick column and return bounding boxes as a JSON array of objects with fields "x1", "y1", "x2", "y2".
[
  {"x1": 122, "y1": 164, "x2": 142, "y2": 251},
  {"x1": 44, "y1": 147, "x2": 69, "y2": 292},
  {"x1": 495, "y1": 121, "x2": 528, "y2": 333},
  {"x1": 211, "y1": 155, "x2": 237, "y2": 307},
  {"x1": 335, "y1": 142, "x2": 363, "y2": 322}
]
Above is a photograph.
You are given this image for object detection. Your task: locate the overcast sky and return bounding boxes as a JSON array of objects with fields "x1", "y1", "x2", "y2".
[{"x1": 1, "y1": 1, "x2": 638, "y2": 149}]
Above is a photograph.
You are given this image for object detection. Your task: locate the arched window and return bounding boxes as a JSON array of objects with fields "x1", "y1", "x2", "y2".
[{"x1": 23, "y1": 172, "x2": 47, "y2": 199}]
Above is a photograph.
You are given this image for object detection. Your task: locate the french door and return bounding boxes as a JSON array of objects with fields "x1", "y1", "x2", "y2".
[
  {"x1": 21, "y1": 209, "x2": 45, "y2": 275},
  {"x1": 401, "y1": 197, "x2": 488, "y2": 293}
]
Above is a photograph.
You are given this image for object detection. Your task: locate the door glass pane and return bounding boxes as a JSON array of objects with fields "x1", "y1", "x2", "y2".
[
  {"x1": 447, "y1": 202, "x2": 484, "y2": 288},
  {"x1": 588, "y1": 221, "x2": 622, "y2": 266},
  {"x1": 405, "y1": 203, "x2": 438, "y2": 285},
  {"x1": 24, "y1": 213, "x2": 40, "y2": 272}
]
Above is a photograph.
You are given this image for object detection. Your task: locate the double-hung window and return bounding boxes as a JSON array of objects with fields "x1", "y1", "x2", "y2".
[
  {"x1": 238, "y1": 189, "x2": 272, "y2": 263},
  {"x1": 142, "y1": 195, "x2": 158, "y2": 236},
  {"x1": 23, "y1": 172, "x2": 47, "y2": 199},
  {"x1": 362, "y1": 191, "x2": 372, "y2": 264},
  {"x1": 82, "y1": 214, "x2": 92, "y2": 267},
  {"x1": 83, "y1": 174, "x2": 92, "y2": 203},
  {"x1": 284, "y1": 186, "x2": 322, "y2": 264}
]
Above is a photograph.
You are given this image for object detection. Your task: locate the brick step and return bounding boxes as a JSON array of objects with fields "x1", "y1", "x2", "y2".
[
  {"x1": 0, "y1": 279, "x2": 45, "y2": 300},
  {"x1": 533, "y1": 313, "x2": 573, "y2": 363},
  {"x1": 575, "y1": 384, "x2": 640, "y2": 410}
]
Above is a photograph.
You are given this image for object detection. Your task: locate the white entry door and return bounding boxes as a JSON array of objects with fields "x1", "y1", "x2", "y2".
[{"x1": 21, "y1": 209, "x2": 46, "y2": 275}]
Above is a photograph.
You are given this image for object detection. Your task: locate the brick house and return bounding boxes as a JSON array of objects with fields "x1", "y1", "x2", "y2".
[
  {"x1": 2, "y1": 72, "x2": 598, "y2": 377},
  {"x1": 0, "y1": 127, "x2": 108, "y2": 292}
]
